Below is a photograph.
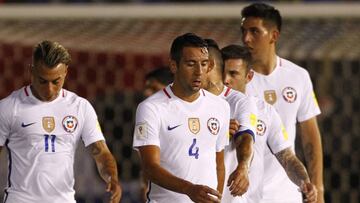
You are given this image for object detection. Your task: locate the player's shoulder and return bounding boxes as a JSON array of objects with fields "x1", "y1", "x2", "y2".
[
  {"x1": 224, "y1": 88, "x2": 247, "y2": 102},
  {"x1": 0, "y1": 87, "x2": 25, "y2": 107},
  {"x1": 280, "y1": 57, "x2": 310, "y2": 77},
  {"x1": 138, "y1": 88, "x2": 171, "y2": 110},
  {"x1": 203, "y1": 89, "x2": 230, "y2": 108},
  {"x1": 62, "y1": 89, "x2": 93, "y2": 107},
  {"x1": 227, "y1": 88, "x2": 256, "y2": 107}
]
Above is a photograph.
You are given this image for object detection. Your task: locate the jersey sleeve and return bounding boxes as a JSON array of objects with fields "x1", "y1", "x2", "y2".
[
  {"x1": 133, "y1": 101, "x2": 161, "y2": 149},
  {"x1": 267, "y1": 106, "x2": 292, "y2": 154},
  {"x1": 216, "y1": 101, "x2": 230, "y2": 152},
  {"x1": 81, "y1": 100, "x2": 105, "y2": 147},
  {"x1": 0, "y1": 97, "x2": 14, "y2": 146},
  {"x1": 297, "y1": 71, "x2": 321, "y2": 122},
  {"x1": 233, "y1": 96, "x2": 258, "y2": 141}
]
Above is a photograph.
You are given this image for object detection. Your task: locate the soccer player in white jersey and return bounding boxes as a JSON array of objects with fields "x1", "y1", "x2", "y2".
[
  {"x1": 240, "y1": 3, "x2": 324, "y2": 203},
  {"x1": 133, "y1": 33, "x2": 230, "y2": 202},
  {"x1": 221, "y1": 44, "x2": 318, "y2": 203},
  {"x1": 203, "y1": 39, "x2": 258, "y2": 200},
  {"x1": 0, "y1": 41, "x2": 121, "y2": 203}
]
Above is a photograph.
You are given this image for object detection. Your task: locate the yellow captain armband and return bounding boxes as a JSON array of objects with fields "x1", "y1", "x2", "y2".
[
  {"x1": 250, "y1": 113, "x2": 257, "y2": 127},
  {"x1": 312, "y1": 91, "x2": 319, "y2": 107},
  {"x1": 281, "y1": 125, "x2": 289, "y2": 141}
]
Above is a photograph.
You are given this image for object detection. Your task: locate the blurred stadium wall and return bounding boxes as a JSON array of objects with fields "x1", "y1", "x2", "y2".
[{"x1": 0, "y1": 3, "x2": 359, "y2": 203}]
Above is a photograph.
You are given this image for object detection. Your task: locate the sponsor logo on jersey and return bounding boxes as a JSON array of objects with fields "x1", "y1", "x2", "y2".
[
  {"x1": 135, "y1": 122, "x2": 147, "y2": 139},
  {"x1": 42, "y1": 117, "x2": 55, "y2": 133},
  {"x1": 282, "y1": 87, "x2": 297, "y2": 103},
  {"x1": 21, "y1": 122, "x2": 36, "y2": 128},
  {"x1": 62, "y1": 115, "x2": 78, "y2": 133},
  {"x1": 188, "y1": 118, "x2": 200, "y2": 134},
  {"x1": 264, "y1": 90, "x2": 277, "y2": 105},
  {"x1": 167, "y1": 124, "x2": 181, "y2": 131},
  {"x1": 256, "y1": 119, "x2": 266, "y2": 136},
  {"x1": 207, "y1": 118, "x2": 220, "y2": 135}
]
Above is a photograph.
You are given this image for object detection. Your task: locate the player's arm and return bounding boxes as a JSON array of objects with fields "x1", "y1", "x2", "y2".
[
  {"x1": 227, "y1": 132, "x2": 253, "y2": 196},
  {"x1": 138, "y1": 145, "x2": 221, "y2": 203},
  {"x1": 216, "y1": 150, "x2": 225, "y2": 194},
  {"x1": 0, "y1": 146, "x2": 2, "y2": 154},
  {"x1": 300, "y1": 117, "x2": 324, "y2": 202},
  {"x1": 275, "y1": 147, "x2": 317, "y2": 203},
  {"x1": 88, "y1": 140, "x2": 122, "y2": 203}
]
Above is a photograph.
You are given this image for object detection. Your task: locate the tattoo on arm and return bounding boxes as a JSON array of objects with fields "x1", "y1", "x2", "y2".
[
  {"x1": 89, "y1": 141, "x2": 119, "y2": 183},
  {"x1": 275, "y1": 148, "x2": 310, "y2": 186},
  {"x1": 234, "y1": 133, "x2": 253, "y2": 167}
]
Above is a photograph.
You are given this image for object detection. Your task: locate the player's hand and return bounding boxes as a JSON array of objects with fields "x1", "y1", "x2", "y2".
[
  {"x1": 106, "y1": 177, "x2": 122, "y2": 203},
  {"x1": 229, "y1": 119, "x2": 240, "y2": 137},
  {"x1": 227, "y1": 163, "x2": 249, "y2": 196},
  {"x1": 299, "y1": 180, "x2": 317, "y2": 203},
  {"x1": 185, "y1": 184, "x2": 221, "y2": 203}
]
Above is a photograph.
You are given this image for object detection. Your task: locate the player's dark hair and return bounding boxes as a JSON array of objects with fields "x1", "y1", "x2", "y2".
[
  {"x1": 32, "y1": 40, "x2": 71, "y2": 68},
  {"x1": 221, "y1": 44, "x2": 252, "y2": 73},
  {"x1": 145, "y1": 66, "x2": 173, "y2": 86},
  {"x1": 170, "y1": 33, "x2": 208, "y2": 65},
  {"x1": 241, "y1": 3, "x2": 282, "y2": 32},
  {"x1": 204, "y1": 38, "x2": 223, "y2": 73}
]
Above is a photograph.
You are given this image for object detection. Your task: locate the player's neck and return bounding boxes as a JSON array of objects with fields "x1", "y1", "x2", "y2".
[
  {"x1": 171, "y1": 83, "x2": 200, "y2": 103},
  {"x1": 206, "y1": 81, "x2": 224, "y2": 96},
  {"x1": 252, "y1": 52, "x2": 277, "y2": 75}
]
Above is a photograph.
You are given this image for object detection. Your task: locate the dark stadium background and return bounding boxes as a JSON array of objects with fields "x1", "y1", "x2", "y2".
[{"x1": 0, "y1": 1, "x2": 359, "y2": 203}]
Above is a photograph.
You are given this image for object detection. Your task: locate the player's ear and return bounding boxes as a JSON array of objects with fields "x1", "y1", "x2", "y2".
[
  {"x1": 65, "y1": 65, "x2": 68, "y2": 75},
  {"x1": 207, "y1": 58, "x2": 215, "y2": 73},
  {"x1": 246, "y1": 70, "x2": 254, "y2": 84},
  {"x1": 270, "y1": 29, "x2": 280, "y2": 44},
  {"x1": 169, "y1": 59, "x2": 177, "y2": 74}
]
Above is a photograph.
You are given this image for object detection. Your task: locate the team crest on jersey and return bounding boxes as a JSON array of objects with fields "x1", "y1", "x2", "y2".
[
  {"x1": 264, "y1": 90, "x2": 277, "y2": 105},
  {"x1": 256, "y1": 119, "x2": 267, "y2": 136},
  {"x1": 282, "y1": 87, "x2": 297, "y2": 103},
  {"x1": 42, "y1": 117, "x2": 55, "y2": 133},
  {"x1": 188, "y1": 118, "x2": 200, "y2": 134},
  {"x1": 62, "y1": 116, "x2": 78, "y2": 133},
  {"x1": 207, "y1": 118, "x2": 220, "y2": 135}
]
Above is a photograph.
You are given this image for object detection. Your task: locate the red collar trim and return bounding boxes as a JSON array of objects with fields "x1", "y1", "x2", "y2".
[
  {"x1": 224, "y1": 87, "x2": 231, "y2": 97},
  {"x1": 24, "y1": 86, "x2": 29, "y2": 96},
  {"x1": 163, "y1": 88, "x2": 171, "y2": 99}
]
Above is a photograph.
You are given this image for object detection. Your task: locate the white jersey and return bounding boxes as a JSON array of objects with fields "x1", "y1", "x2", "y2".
[
  {"x1": 220, "y1": 87, "x2": 258, "y2": 203},
  {"x1": 0, "y1": 86, "x2": 105, "y2": 203},
  {"x1": 246, "y1": 56, "x2": 321, "y2": 203},
  {"x1": 133, "y1": 85, "x2": 230, "y2": 203}
]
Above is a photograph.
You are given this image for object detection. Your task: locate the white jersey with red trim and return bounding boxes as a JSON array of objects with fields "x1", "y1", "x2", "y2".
[
  {"x1": 220, "y1": 87, "x2": 258, "y2": 203},
  {"x1": 0, "y1": 86, "x2": 105, "y2": 203},
  {"x1": 246, "y1": 56, "x2": 321, "y2": 203},
  {"x1": 133, "y1": 85, "x2": 230, "y2": 202}
]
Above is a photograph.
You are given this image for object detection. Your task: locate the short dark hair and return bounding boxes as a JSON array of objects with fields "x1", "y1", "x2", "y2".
[
  {"x1": 204, "y1": 38, "x2": 223, "y2": 73},
  {"x1": 32, "y1": 40, "x2": 71, "y2": 68},
  {"x1": 241, "y1": 3, "x2": 282, "y2": 32},
  {"x1": 170, "y1": 33, "x2": 208, "y2": 65},
  {"x1": 221, "y1": 44, "x2": 252, "y2": 73},
  {"x1": 145, "y1": 66, "x2": 173, "y2": 86}
]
